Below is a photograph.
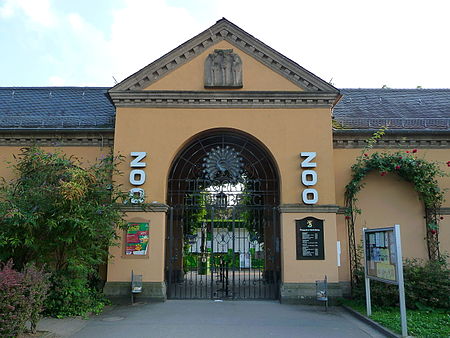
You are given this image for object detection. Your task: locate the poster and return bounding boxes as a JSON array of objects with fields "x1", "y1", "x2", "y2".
[
  {"x1": 125, "y1": 222, "x2": 149, "y2": 255},
  {"x1": 364, "y1": 228, "x2": 398, "y2": 283},
  {"x1": 376, "y1": 262, "x2": 396, "y2": 281}
]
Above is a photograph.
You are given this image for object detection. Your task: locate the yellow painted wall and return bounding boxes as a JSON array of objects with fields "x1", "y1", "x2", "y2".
[
  {"x1": 145, "y1": 40, "x2": 302, "y2": 92},
  {"x1": 110, "y1": 30, "x2": 343, "y2": 285},
  {"x1": 334, "y1": 148, "x2": 450, "y2": 282},
  {"x1": 114, "y1": 107, "x2": 335, "y2": 206},
  {"x1": 107, "y1": 212, "x2": 166, "y2": 282},
  {"x1": 0, "y1": 146, "x2": 110, "y2": 181},
  {"x1": 281, "y1": 213, "x2": 339, "y2": 283},
  {"x1": 112, "y1": 103, "x2": 338, "y2": 284}
]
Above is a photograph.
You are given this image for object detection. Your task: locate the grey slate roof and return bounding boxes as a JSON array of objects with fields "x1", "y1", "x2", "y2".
[
  {"x1": 1, "y1": 87, "x2": 449, "y2": 131},
  {"x1": 333, "y1": 88, "x2": 450, "y2": 130},
  {"x1": 0, "y1": 87, "x2": 115, "y2": 129}
]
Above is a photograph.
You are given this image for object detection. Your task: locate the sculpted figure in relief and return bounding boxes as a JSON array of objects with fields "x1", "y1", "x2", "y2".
[{"x1": 205, "y1": 49, "x2": 242, "y2": 88}]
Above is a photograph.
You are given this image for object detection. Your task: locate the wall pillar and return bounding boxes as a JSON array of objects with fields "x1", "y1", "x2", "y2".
[
  {"x1": 104, "y1": 203, "x2": 168, "y2": 302},
  {"x1": 278, "y1": 205, "x2": 342, "y2": 304}
]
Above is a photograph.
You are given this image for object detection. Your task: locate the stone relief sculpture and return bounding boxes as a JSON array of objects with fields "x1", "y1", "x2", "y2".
[{"x1": 205, "y1": 49, "x2": 243, "y2": 88}]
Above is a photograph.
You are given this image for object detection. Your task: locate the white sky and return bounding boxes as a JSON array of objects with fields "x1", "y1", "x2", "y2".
[{"x1": 1, "y1": 0, "x2": 449, "y2": 88}]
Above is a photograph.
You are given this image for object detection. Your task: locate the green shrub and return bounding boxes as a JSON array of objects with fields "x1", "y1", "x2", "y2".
[
  {"x1": 0, "y1": 147, "x2": 124, "y2": 317},
  {"x1": 352, "y1": 258, "x2": 450, "y2": 309},
  {"x1": 44, "y1": 273, "x2": 108, "y2": 318},
  {"x1": 403, "y1": 258, "x2": 450, "y2": 309}
]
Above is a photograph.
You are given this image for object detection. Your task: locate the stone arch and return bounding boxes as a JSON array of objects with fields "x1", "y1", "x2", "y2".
[{"x1": 165, "y1": 128, "x2": 281, "y2": 299}]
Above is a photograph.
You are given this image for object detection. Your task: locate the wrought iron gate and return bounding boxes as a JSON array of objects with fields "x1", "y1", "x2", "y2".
[
  {"x1": 167, "y1": 202, "x2": 280, "y2": 299},
  {"x1": 165, "y1": 131, "x2": 281, "y2": 299}
]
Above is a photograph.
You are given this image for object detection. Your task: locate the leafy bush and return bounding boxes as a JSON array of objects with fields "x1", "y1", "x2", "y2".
[
  {"x1": 0, "y1": 260, "x2": 50, "y2": 336},
  {"x1": 0, "y1": 260, "x2": 29, "y2": 337},
  {"x1": 0, "y1": 147, "x2": 125, "y2": 317},
  {"x1": 403, "y1": 258, "x2": 450, "y2": 309},
  {"x1": 353, "y1": 258, "x2": 450, "y2": 309},
  {"x1": 23, "y1": 263, "x2": 51, "y2": 333},
  {"x1": 44, "y1": 273, "x2": 108, "y2": 318}
]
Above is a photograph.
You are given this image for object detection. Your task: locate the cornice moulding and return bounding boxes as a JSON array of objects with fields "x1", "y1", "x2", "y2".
[
  {"x1": 109, "y1": 91, "x2": 338, "y2": 108},
  {"x1": 333, "y1": 130, "x2": 450, "y2": 148},
  {"x1": 118, "y1": 203, "x2": 170, "y2": 213},
  {"x1": 279, "y1": 204, "x2": 340, "y2": 213},
  {"x1": 0, "y1": 130, "x2": 114, "y2": 147}
]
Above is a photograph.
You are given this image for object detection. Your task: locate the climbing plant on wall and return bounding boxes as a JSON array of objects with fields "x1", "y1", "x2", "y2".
[{"x1": 344, "y1": 128, "x2": 449, "y2": 285}]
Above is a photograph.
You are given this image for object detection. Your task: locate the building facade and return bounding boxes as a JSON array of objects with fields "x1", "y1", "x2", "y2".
[{"x1": 1, "y1": 19, "x2": 449, "y2": 303}]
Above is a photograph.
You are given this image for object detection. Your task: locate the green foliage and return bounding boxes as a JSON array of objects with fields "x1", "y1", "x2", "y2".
[
  {"x1": 184, "y1": 253, "x2": 198, "y2": 270},
  {"x1": 352, "y1": 258, "x2": 450, "y2": 310},
  {"x1": 0, "y1": 147, "x2": 125, "y2": 317},
  {"x1": 345, "y1": 128, "x2": 448, "y2": 276},
  {"x1": 0, "y1": 260, "x2": 50, "y2": 336},
  {"x1": 342, "y1": 299, "x2": 450, "y2": 337},
  {"x1": 44, "y1": 273, "x2": 108, "y2": 318},
  {"x1": 346, "y1": 149, "x2": 446, "y2": 212}
]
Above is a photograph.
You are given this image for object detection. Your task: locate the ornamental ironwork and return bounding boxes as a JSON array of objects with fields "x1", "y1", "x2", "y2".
[{"x1": 203, "y1": 146, "x2": 243, "y2": 182}]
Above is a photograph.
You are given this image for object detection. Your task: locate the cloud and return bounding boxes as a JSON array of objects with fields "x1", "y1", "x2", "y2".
[
  {"x1": 48, "y1": 75, "x2": 66, "y2": 86},
  {"x1": 2, "y1": 0, "x2": 450, "y2": 88},
  {"x1": 0, "y1": 0, "x2": 56, "y2": 27},
  {"x1": 67, "y1": 13, "x2": 84, "y2": 32},
  {"x1": 109, "y1": 0, "x2": 203, "y2": 82},
  {"x1": 0, "y1": 0, "x2": 15, "y2": 18}
]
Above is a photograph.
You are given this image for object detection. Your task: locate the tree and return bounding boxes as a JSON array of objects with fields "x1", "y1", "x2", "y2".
[{"x1": 0, "y1": 147, "x2": 126, "y2": 316}]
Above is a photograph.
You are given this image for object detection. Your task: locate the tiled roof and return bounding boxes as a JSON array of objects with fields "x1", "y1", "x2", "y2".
[
  {"x1": 1, "y1": 87, "x2": 449, "y2": 131},
  {"x1": 0, "y1": 87, "x2": 115, "y2": 129},
  {"x1": 333, "y1": 88, "x2": 450, "y2": 130}
]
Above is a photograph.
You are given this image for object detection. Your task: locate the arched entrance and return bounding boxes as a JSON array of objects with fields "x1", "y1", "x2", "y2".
[{"x1": 165, "y1": 129, "x2": 281, "y2": 299}]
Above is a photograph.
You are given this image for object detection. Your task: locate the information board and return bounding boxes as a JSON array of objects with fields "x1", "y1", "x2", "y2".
[
  {"x1": 296, "y1": 217, "x2": 324, "y2": 260},
  {"x1": 125, "y1": 222, "x2": 149, "y2": 255},
  {"x1": 364, "y1": 228, "x2": 398, "y2": 283},
  {"x1": 363, "y1": 225, "x2": 407, "y2": 336}
]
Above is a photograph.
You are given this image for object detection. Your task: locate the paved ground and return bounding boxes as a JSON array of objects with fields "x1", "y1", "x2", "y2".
[{"x1": 37, "y1": 300, "x2": 388, "y2": 338}]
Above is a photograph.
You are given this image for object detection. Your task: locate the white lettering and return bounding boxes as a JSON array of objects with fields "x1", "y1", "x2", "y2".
[
  {"x1": 129, "y1": 188, "x2": 145, "y2": 204},
  {"x1": 301, "y1": 170, "x2": 317, "y2": 186},
  {"x1": 130, "y1": 152, "x2": 147, "y2": 168},
  {"x1": 300, "y1": 152, "x2": 317, "y2": 168},
  {"x1": 302, "y1": 189, "x2": 318, "y2": 204},
  {"x1": 300, "y1": 152, "x2": 318, "y2": 204},
  {"x1": 130, "y1": 169, "x2": 146, "y2": 185},
  {"x1": 129, "y1": 152, "x2": 147, "y2": 204}
]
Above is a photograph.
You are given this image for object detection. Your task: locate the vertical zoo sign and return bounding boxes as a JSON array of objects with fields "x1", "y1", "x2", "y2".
[
  {"x1": 300, "y1": 152, "x2": 318, "y2": 204},
  {"x1": 129, "y1": 152, "x2": 147, "y2": 203}
]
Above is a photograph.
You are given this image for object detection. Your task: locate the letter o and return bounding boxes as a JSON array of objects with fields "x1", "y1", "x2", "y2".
[
  {"x1": 302, "y1": 188, "x2": 318, "y2": 205},
  {"x1": 130, "y1": 169, "x2": 146, "y2": 185},
  {"x1": 301, "y1": 170, "x2": 317, "y2": 186},
  {"x1": 129, "y1": 188, "x2": 145, "y2": 204}
]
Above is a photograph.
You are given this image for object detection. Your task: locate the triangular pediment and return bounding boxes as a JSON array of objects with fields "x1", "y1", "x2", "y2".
[{"x1": 110, "y1": 18, "x2": 338, "y2": 93}]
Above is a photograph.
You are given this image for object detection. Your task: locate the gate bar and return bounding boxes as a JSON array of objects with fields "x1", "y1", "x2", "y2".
[
  {"x1": 210, "y1": 206, "x2": 215, "y2": 299},
  {"x1": 168, "y1": 206, "x2": 174, "y2": 299}
]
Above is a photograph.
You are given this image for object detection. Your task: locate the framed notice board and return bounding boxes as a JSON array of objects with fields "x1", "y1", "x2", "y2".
[
  {"x1": 296, "y1": 217, "x2": 324, "y2": 260},
  {"x1": 364, "y1": 227, "x2": 398, "y2": 283},
  {"x1": 125, "y1": 222, "x2": 149, "y2": 255}
]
